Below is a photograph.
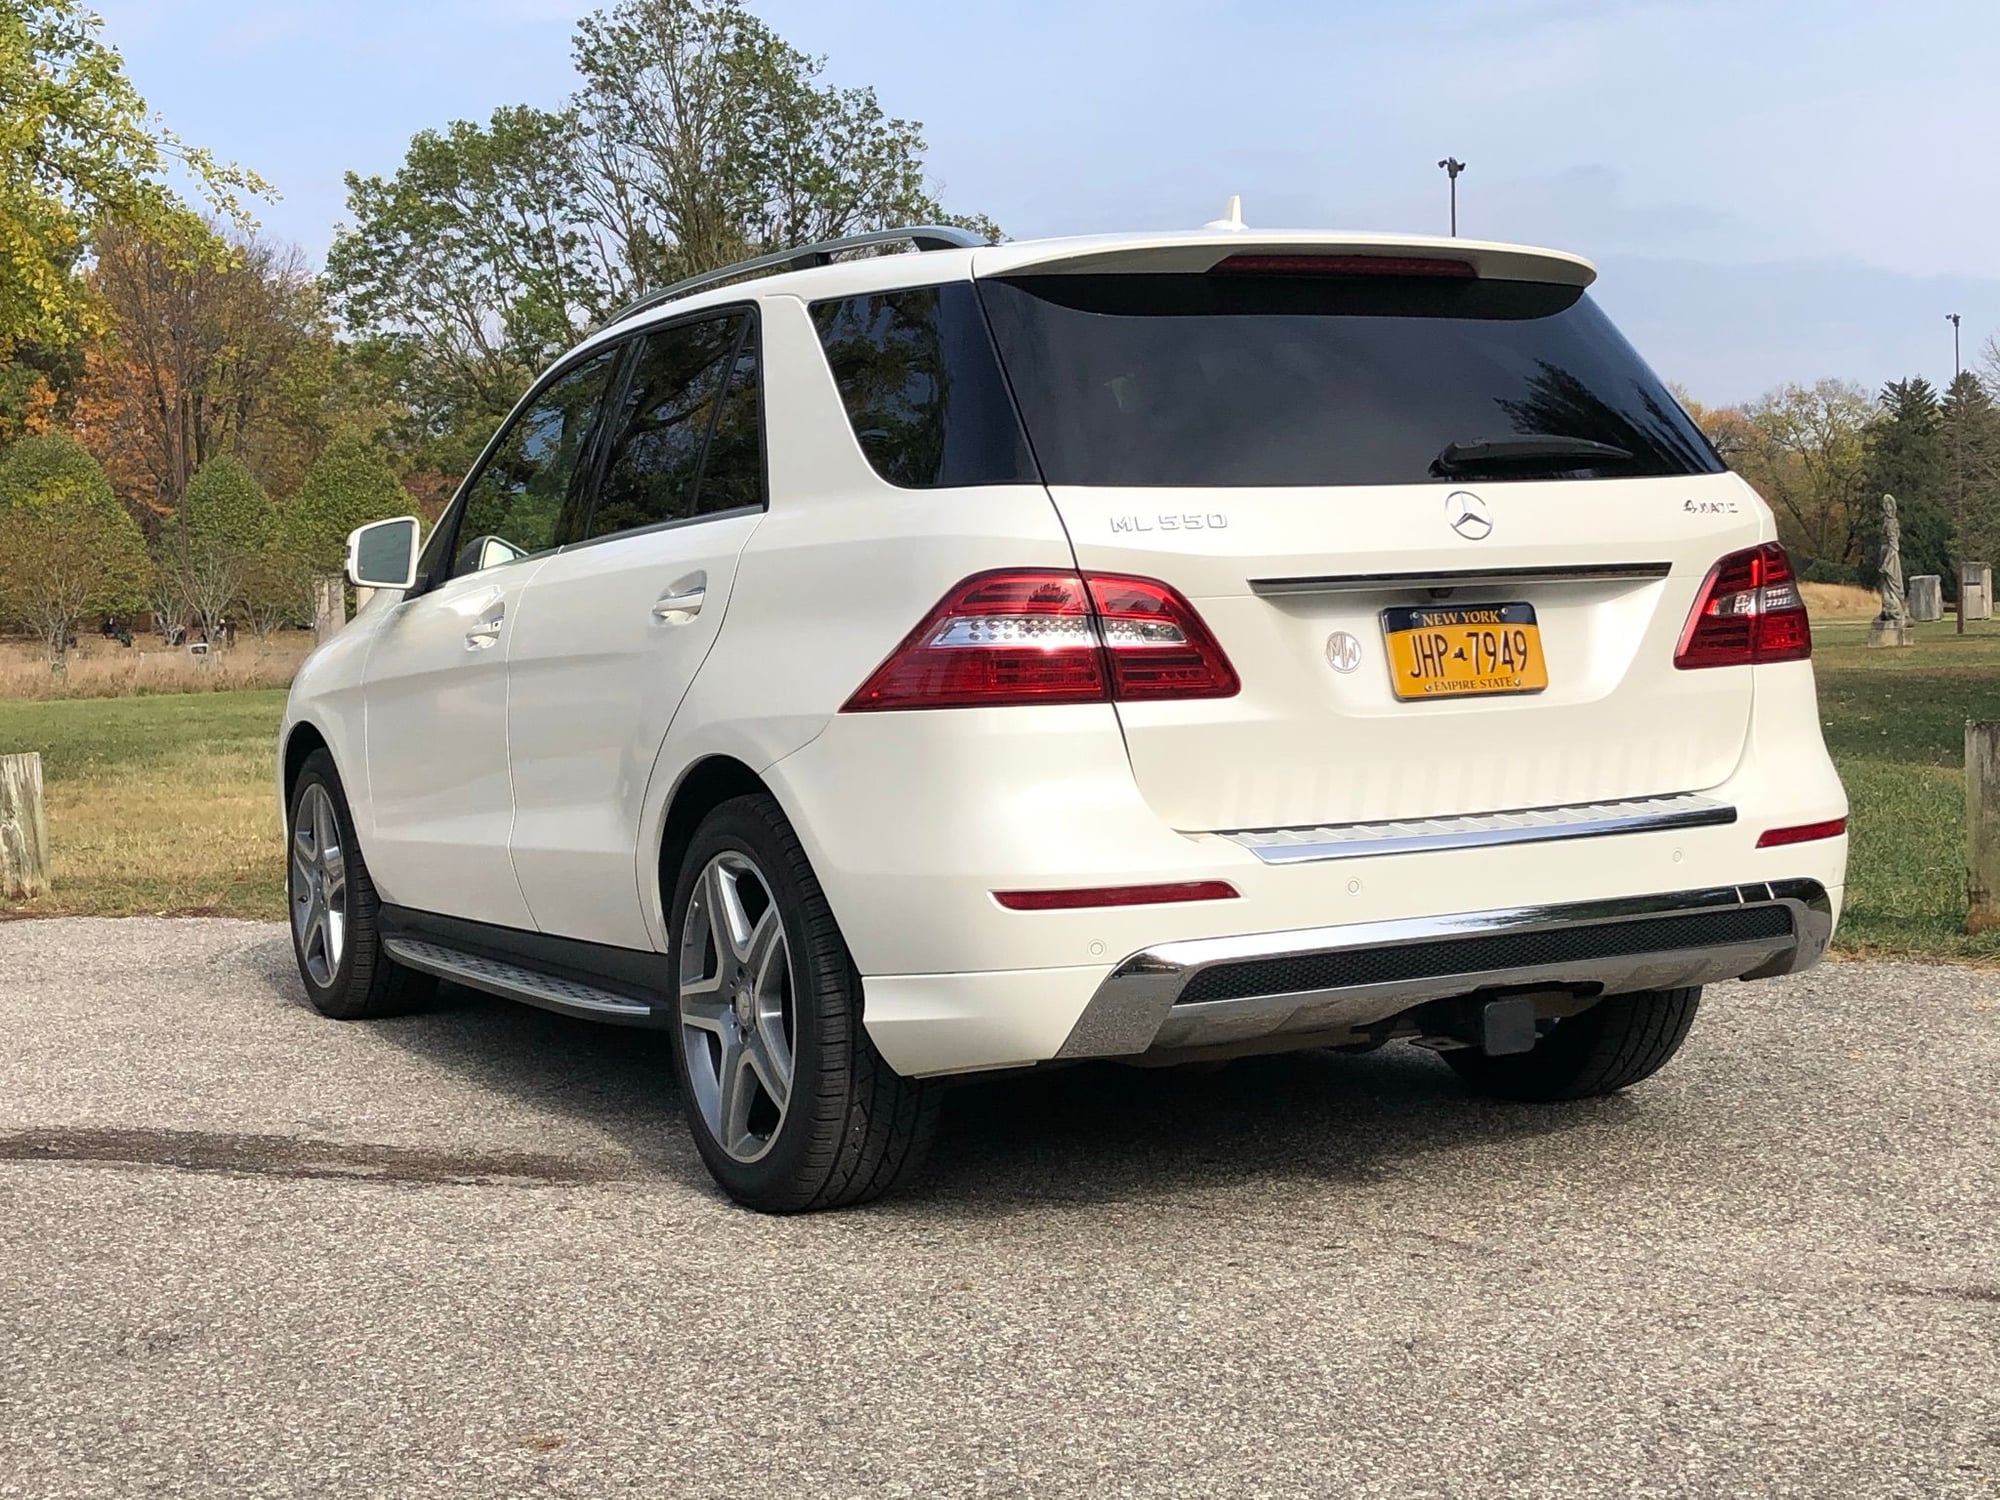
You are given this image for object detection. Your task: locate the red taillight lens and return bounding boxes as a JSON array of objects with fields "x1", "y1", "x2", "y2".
[
  {"x1": 1209, "y1": 253, "x2": 1477, "y2": 279},
  {"x1": 1674, "y1": 543, "x2": 1812, "y2": 669},
  {"x1": 1087, "y1": 574, "x2": 1240, "y2": 701},
  {"x1": 1756, "y1": 818, "x2": 1846, "y2": 848},
  {"x1": 993, "y1": 881, "x2": 1240, "y2": 911},
  {"x1": 842, "y1": 569, "x2": 1238, "y2": 712}
]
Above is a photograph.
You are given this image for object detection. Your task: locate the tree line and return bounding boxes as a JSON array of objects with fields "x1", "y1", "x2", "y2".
[
  {"x1": 1686, "y1": 371, "x2": 2000, "y2": 592},
  {"x1": 0, "y1": 0, "x2": 986, "y2": 668},
  {"x1": 2, "y1": 0, "x2": 1995, "y2": 675}
]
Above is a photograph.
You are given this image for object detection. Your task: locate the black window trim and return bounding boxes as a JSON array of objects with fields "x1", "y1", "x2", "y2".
[
  {"x1": 566, "y1": 300, "x2": 767, "y2": 553},
  {"x1": 412, "y1": 338, "x2": 635, "y2": 597}
]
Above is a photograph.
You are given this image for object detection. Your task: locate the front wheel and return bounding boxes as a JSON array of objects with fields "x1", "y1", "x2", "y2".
[
  {"x1": 286, "y1": 749, "x2": 434, "y2": 1021},
  {"x1": 668, "y1": 794, "x2": 940, "y2": 1213},
  {"x1": 1443, "y1": 986, "x2": 1702, "y2": 1101}
]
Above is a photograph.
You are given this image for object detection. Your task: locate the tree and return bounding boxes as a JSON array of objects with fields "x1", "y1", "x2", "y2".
[
  {"x1": 1942, "y1": 371, "x2": 2000, "y2": 586},
  {"x1": 163, "y1": 455, "x2": 272, "y2": 644},
  {"x1": 1733, "y1": 380, "x2": 1875, "y2": 569},
  {"x1": 282, "y1": 434, "x2": 411, "y2": 578},
  {"x1": 1858, "y1": 378, "x2": 1951, "y2": 589},
  {"x1": 0, "y1": 432, "x2": 147, "y2": 669},
  {"x1": 70, "y1": 216, "x2": 334, "y2": 529},
  {"x1": 324, "y1": 107, "x2": 603, "y2": 479},
  {"x1": 323, "y1": 0, "x2": 993, "y2": 486},
  {"x1": 0, "y1": 3, "x2": 268, "y2": 364}
]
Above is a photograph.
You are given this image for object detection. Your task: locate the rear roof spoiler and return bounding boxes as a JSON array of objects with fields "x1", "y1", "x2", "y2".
[{"x1": 970, "y1": 231, "x2": 1596, "y2": 287}]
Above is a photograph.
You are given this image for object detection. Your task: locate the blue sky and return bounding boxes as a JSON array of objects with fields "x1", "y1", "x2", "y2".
[{"x1": 94, "y1": 0, "x2": 2000, "y2": 404}]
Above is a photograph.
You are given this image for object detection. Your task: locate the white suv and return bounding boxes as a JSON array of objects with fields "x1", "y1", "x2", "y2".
[{"x1": 281, "y1": 225, "x2": 1847, "y2": 1212}]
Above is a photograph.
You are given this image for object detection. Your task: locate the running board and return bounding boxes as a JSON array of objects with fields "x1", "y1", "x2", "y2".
[{"x1": 382, "y1": 937, "x2": 663, "y2": 1027}]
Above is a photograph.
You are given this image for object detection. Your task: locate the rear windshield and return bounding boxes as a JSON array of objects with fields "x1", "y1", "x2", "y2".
[{"x1": 976, "y1": 273, "x2": 1722, "y2": 487}]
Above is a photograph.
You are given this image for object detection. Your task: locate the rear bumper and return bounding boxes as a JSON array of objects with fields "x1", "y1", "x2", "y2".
[
  {"x1": 860, "y1": 878, "x2": 1835, "y2": 1077},
  {"x1": 1055, "y1": 877, "x2": 1830, "y2": 1060}
]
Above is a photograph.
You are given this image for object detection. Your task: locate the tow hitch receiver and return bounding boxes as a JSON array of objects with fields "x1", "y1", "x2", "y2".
[{"x1": 1481, "y1": 997, "x2": 1539, "y2": 1055}]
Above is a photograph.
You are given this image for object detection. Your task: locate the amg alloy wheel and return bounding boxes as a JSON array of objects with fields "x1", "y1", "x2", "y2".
[
  {"x1": 284, "y1": 748, "x2": 434, "y2": 1021},
  {"x1": 290, "y1": 782, "x2": 348, "y2": 988},
  {"x1": 667, "y1": 794, "x2": 940, "y2": 1212},
  {"x1": 677, "y1": 850, "x2": 796, "y2": 1165}
]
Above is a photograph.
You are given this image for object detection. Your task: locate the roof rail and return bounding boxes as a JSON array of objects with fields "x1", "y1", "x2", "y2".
[{"x1": 595, "y1": 224, "x2": 986, "y2": 333}]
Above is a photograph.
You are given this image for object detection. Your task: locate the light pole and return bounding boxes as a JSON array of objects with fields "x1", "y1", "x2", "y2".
[
  {"x1": 1949, "y1": 313, "x2": 1965, "y2": 633},
  {"x1": 1437, "y1": 157, "x2": 1466, "y2": 237}
]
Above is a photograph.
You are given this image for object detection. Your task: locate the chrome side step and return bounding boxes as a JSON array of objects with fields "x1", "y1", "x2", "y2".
[
  {"x1": 1225, "y1": 793, "x2": 1736, "y2": 865},
  {"x1": 382, "y1": 937, "x2": 661, "y2": 1026}
]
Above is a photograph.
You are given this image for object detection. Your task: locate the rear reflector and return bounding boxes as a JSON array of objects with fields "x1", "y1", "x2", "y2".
[
  {"x1": 1210, "y1": 253, "x2": 1477, "y2": 279},
  {"x1": 1756, "y1": 818, "x2": 1846, "y2": 848},
  {"x1": 993, "y1": 881, "x2": 1240, "y2": 911},
  {"x1": 842, "y1": 569, "x2": 1238, "y2": 711},
  {"x1": 1674, "y1": 543, "x2": 1812, "y2": 669}
]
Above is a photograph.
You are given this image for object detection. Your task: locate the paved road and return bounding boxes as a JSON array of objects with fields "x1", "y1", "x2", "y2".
[{"x1": 0, "y1": 919, "x2": 1995, "y2": 1499}]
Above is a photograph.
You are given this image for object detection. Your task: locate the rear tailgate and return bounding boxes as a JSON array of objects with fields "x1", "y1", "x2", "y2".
[
  {"x1": 1045, "y1": 477, "x2": 1760, "y2": 831},
  {"x1": 972, "y1": 239, "x2": 1760, "y2": 833}
]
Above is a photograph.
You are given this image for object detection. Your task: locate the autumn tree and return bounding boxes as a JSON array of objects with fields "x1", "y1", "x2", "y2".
[
  {"x1": 1730, "y1": 380, "x2": 1875, "y2": 571},
  {"x1": 0, "y1": 3, "x2": 267, "y2": 416},
  {"x1": 162, "y1": 455, "x2": 272, "y2": 644},
  {"x1": 0, "y1": 432, "x2": 148, "y2": 669},
  {"x1": 71, "y1": 216, "x2": 334, "y2": 529}
]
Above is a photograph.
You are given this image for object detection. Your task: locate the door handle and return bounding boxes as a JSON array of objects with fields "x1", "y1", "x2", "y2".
[
  {"x1": 652, "y1": 586, "x2": 706, "y2": 624},
  {"x1": 464, "y1": 601, "x2": 504, "y2": 651}
]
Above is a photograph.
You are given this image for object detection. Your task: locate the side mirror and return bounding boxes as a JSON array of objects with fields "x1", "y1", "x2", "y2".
[{"x1": 345, "y1": 516, "x2": 421, "y2": 591}]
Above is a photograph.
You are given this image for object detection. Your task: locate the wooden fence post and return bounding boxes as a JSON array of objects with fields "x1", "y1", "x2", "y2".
[
  {"x1": 0, "y1": 751, "x2": 51, "y2": 900},
  {"x1": 312, "y1": 575, "x2": 347, "y2": 647},
  {"x1": 1969, "y1": 721, "x2": 2000, "y2": 936}
]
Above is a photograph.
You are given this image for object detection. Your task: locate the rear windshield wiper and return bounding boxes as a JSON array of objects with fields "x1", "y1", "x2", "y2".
[{"x1": 1431, "y1": 435, "x2": 1635, "y2": 476}]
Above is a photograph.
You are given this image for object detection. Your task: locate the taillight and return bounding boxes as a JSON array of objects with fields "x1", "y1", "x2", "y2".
[
  {"x1": 1674, "y1": 543, "x2": 1812, "y2": 669},
  {"x1": 842, "y1": 569, "x2": 1238, "y2": 712}
]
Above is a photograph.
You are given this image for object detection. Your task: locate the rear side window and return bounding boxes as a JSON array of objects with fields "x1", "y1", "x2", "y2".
[
  {"x1": 454, "y1": 348, "x2": 619, "y2": 574},
  {"x1": 810, "y1": 283, "x2": 1036, "y2": 488},
  {"x1": 590, "y1": 312, "x2": 761, "y2": 539},
  {"x1": 976, "y1": 273, "x2": 1723, "y2": 487}
]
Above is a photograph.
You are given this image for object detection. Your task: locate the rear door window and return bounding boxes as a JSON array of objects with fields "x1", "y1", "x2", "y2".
[
  {"x1": 976, "y1": 272, "x2": 1722, "y2": 487},
  {"x1": 589, "y1": 312, "x2": 760, "y2": 539}
]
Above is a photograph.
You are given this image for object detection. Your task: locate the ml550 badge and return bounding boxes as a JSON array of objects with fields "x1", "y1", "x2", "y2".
[{"x1": 1110, "y1": 512, "x2": 1229, "y2": 533}]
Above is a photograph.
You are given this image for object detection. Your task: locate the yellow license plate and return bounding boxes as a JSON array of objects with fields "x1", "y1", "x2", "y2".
[{"x1": 1382, "y1": 603, "x2": 1548, "y2": 700}]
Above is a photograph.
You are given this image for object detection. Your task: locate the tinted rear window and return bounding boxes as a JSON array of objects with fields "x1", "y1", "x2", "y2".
[
  {"x1": 976, "y1": 274, "x2": 1722, "y2": 487},
  {"x1": 811, "y1": 283, "x2": 1036, "y2": 488}
]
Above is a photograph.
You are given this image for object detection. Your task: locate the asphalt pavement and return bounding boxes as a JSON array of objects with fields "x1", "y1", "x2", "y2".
[{"x1": 0, "y1": 917, "x2": 1995, "y2": 1499}]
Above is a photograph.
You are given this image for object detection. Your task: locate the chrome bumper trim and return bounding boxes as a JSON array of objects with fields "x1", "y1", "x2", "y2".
[
  {"x1": 1054, "y1": 880, "x2": 1832, "y2": 1061},
  {"x1": 1225, "y1": 793, "x2": 1736, "y2": 865}
]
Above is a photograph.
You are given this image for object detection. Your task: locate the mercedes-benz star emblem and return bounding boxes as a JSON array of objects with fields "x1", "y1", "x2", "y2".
[
  {"x1": 1325, "y1": 631, "x2": 1362, "y2": 674},
  {"x1": 1447, "y1": 491, "x2": 1493, "y2": 540}
]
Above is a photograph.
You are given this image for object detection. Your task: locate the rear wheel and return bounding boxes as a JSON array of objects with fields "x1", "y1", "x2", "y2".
[
  {"x1": 668, "y1": 793, "x2": 939, "y2": 1213},
  {"x1": 1443, "y1": 986, "x2": 1701, "y2": 1101},
  {"x1": 286, "y1": 749, "x2": 435, "y2": 1020}
]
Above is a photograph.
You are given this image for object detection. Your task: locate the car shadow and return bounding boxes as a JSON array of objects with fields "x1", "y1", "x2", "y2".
[{"x1": 288, "y1": 946, "x2": 1610, "y2": 1214}]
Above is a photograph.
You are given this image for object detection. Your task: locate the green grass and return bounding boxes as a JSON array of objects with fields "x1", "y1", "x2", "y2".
[
  {"x1": 0, "y1": 690, "x2": 288, "y2": 919},
  {"x1": 2, "y1": 624, "x2": 1998, "y2": 958},
  {"x1": 1811, "y1": 618, "x2": 2000, "y2": 960}
]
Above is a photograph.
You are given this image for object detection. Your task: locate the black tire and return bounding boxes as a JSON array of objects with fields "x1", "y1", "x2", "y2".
[
  {"x1": 286, "y1": 749, "x2": 435, "y2": 1021},
  {"x1": 667, "y1": 793, "x2": 940, "y2": 1213},
  {"x1": 1443, "y1": 986, "x2": 1702, "y2": 1102}
]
